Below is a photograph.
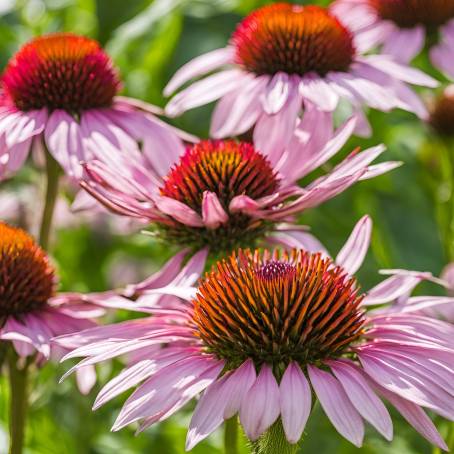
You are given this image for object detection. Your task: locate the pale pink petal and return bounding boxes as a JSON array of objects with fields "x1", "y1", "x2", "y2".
[
  {"x1": 76, "y1": 366, "x2": 97, "y2": 395},
  {"x1": 44, "y1": 109, "x2": 84, "y2": 177},
  {"x1": 363, "y1": 274, "x2": 426, "y2": 305},
  {"x1": 382, "y1": 26, "x2": 425, "y2": 63},
  {"x1": 112, "y1": 355, "x2": 223, "y2": 430},
  {"x1": 263, "y1": 72, "x2": 291, "y2": 114},
  {"x1": 164, "y1": 47, "x2": 234, "y2": 96},
  {"x1": 186, "y1": 359, "x2": 256, "y2": 450},
  {"x1": 93, "y1": 347, "x2": 198, "y2": 409},
  {"x1": 5, "y1": 108, "x2": 47, "y2": 147},
  {"x1": 280, "y1": 362, "x2": 311, "y2": 444},
  {"x1": 328, "y1": 360, "x2": 393, "y2": 440},
  {"x1": 153, "y1": 196, "x2": 203, "y2": 227},
  {"x1": 308, "y1": 365, "x2": 364, "y2": 447},
  {"x1": 267, "y1": 229, "x2": 329, "y2": 256},
  {"x1": 239, "y1": 364, "x2": 280, "y2": 441},
  {"x1": 202, "y1": 191, "x2": 228, "y2": 229},
  {"x1": 210, "y1": 75, "x2": 268, "y2": 138},
  {"x1": 430, "y1": 40, "x2": 454, "y2": 80},
  {"x1": 372, "y1": 383, "x2": 448, "y2": 450},
  {"x1": 254, "y1": 76, "x2": 302, "y2": 157},
  {"x1": 360, "y1": 56, "x2": 438, "y2": 88},
  {"x1": 165, "y1": 69, "x2": 245, "y2": 117},
  {"x1": 336, "y1": 215, "x2": 371, "y2": 275},
  {"x1": 299, "y1": 73, "x2": 339, "y2": 111},
  {"x1": 229, "y1": 195, "x2": 260, "y2": 215}
]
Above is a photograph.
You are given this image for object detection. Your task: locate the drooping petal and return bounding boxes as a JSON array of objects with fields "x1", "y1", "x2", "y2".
[
  {"x1": 186, "y1": 359, "x2": 256, "y2": 450},
  {"x1": 308, "y1": 365, "x2": 364, "y2": 447},
  {"x1": 239, "y1": 364, "x2": 280, "y2": 441},
  {"x1": 328, "y1": 360, "x2": 393, "y2": 440},
  {"x1": 280, "y1": 362, "x2": 311, "y2": 444}
]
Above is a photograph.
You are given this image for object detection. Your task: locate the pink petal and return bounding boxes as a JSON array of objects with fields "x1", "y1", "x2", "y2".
[
  {"x1": 280, "y1": 362, "x2": 311, "y2": 444},
  {"x1": 263, "y1": 72, "x2": 291, "y2": 114},
  {"x1": 76, "y1": 365, "x2": 97, "y2": 395},
  {"x1": 373, "y1": 382, "x2": 448, "y2": 451},
  {"x1": 382, "y1": 26, "x2": 425, "y2": 63},
  {"x1": 210, "y1": 75, "x2": 268, "y2": 138},
  {"x1": 229, "y1": 195, "x2": 260, "y2": 214},
  {"x1": 254, "y1": 76, "x2": 302, "y2": 158},
  {"x1": 165, "y1": 69, "x2": 245, "y2": 117},
  {"x1": 154, "y1": 196, "x2": 203, "y2": 227},
  {"x1": 164, "y1": 47, "x2": 234, "y2": 96},
  {"x1": 363, "y1": 274, "x2": 425, "y2": 305},
  {"x1": 239, "y1": 364, "x2": 280, "y2": 441},
  {"x1": 328, "y1": 360, "x2": 393, "y2": 440},
  {"x1": 112, "y1": 355, "x2": 223, "y2": 430},
  {"x1": 299, "y1": 73, "x2": 339, "y2": 111},
  {"x1": 335, "y1": 215, "x2": 371, "y2": 275},
  {"x1": 308, "y1": 365, "x2": 364, "y2": 447},
  {"x1": 202, "y1": 191, "x2": 228, "y2": 229},
  {"x1": 44, "y1": 109, "x2": 84, "y2": 177},
  {"x1": 186, "y1": 359, "x2": 256, "y2": 450}
]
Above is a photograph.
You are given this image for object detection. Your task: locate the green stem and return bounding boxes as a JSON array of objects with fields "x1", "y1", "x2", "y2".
[
  {"x1": 251, "y1": 420, "x2": 298, "y2": 454},
  {"x1": 7, "y1": 352, "x2": 29, "y2": 454},
  {"x1": 224, "y1": 417, "x2": 239, "y2": 454},
  {"x1": 39, "y1": 150, "x2": 60, "y2": 250}
]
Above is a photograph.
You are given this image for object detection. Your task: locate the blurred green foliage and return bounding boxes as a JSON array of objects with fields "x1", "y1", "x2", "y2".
[{"x1": 0, "y1": 0, "x2": 452, "y2": 453}]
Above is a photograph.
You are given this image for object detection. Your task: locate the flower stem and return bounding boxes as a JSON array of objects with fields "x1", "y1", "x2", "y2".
[
  {"x1": 251, "y1": 420, "x2": 298, "y2": 454},
  {"x1": 7, "y1": 352, "x2": 29, "y2": 454},
  {"x1": 224, "y1": 417, "x2": 239, "y2": 454},
  {"x1": 39, "y1": 150, "x2": 60, "y2": 250}
]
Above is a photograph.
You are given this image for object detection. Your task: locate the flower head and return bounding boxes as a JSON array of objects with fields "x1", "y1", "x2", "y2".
[
  {"x1": 58, "y1": 217, "x2": 454, "y2": 450},
  {"x1": 0, "y1": 221, "x2": 105, "y2": 395},
  {"x1": 164, "y1": 3, "x2": 436, "y2": 154},
  {"x1": 0, "y1": 222, "x2": 55, "y2": 321},
  {"x1": 232, "y1": 4, "x2": 355, "y2": 77},
  {"x1": 2, "y1": 33, "x2": 120, "y2": 113},
  {"x1": 429, "y1": 85, "x2": 454, "y2": 136},
  {"x1": 0, "y1": 33, "x2": 191, "y2": 180},
  {"x1": 332, "y1": 0, "x2": 454, "y2": 79},
  {"x1": 81, "y1": 118, "x2": 399, "y2": 253}
]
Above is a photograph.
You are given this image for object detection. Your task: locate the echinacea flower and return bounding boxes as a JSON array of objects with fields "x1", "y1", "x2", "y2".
[
  {"x1": 0, "y1": 221, "x2": 106, "y2": 393},
  {"x1": 0, "y1": 33, "x2": 192, "y2": 180},
  {"x1": 80, "y1": 115, "x2": 398, "y2": 254},
  {"x1": 164, "y1": 2, "x2": 437, "y2": 151},
  {"x1": 429, "y1": 84, "x2": 454, "y2": 136},
  {"x1": 58, "y1": 216, "x2": 454, "y2": 450},
  {"x1": 332, "y1": 0, "x2": 454, "y2": 79}
]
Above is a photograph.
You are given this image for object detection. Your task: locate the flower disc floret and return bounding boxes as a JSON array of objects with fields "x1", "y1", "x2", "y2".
[
  {"x1": 193, "y1": 249, "x2": 365, "y2": 369},
  {"x1": 2, "y1": 33, "x2": 120, "y2": 112},
  {"x1": 232, "y1": 3, "x2": 356, "y2": 76}
]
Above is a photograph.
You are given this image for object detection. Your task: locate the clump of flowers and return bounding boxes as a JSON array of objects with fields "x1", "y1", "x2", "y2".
[{"x1": 332, "y1": 0, "x2": 454, "y2": 79}]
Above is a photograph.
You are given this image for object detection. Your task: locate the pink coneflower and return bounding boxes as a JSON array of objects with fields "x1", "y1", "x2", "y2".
[
  {"x1": 81, "y1": 117, "x2": 398, "y2": 254},
  {"x1": 164, "y1": 3, "x2": 437, "y2": 151},
  {"x1": 58, "y1": 216, "x2": 453, "y2": 450},
  {"x1": 0, "y1": 33, "x2": 191, "y2": 180},
  {"x1": 332, "y1": 0, "x2": 454, "y2": 79},
  {"x1": 0, "y1": 221, "x2": 105, "y2": 393}
]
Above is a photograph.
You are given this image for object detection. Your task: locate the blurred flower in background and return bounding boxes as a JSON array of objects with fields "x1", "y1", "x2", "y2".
[{"x1": 332, "y1": 0, "x2": 454, "y2": 79}]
